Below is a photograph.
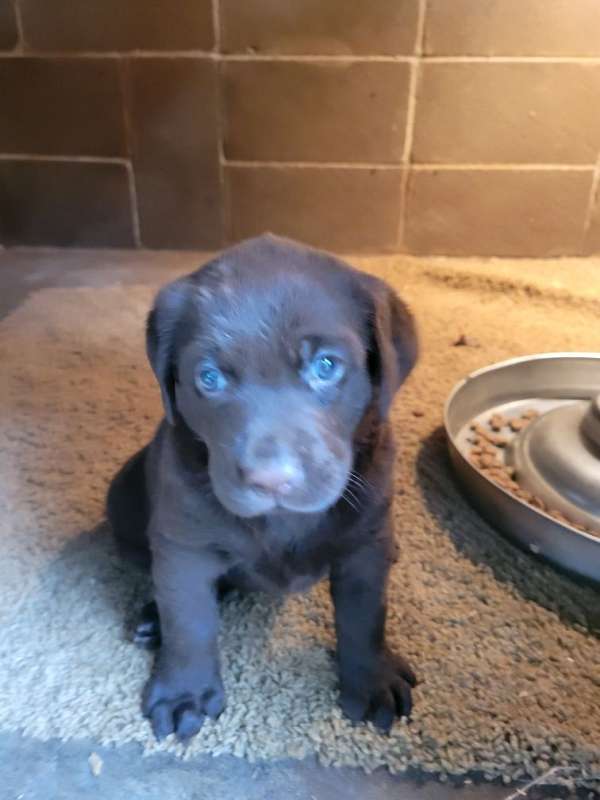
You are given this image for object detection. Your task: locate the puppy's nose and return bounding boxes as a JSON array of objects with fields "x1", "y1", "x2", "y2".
[{"x1": 240, "y1": 459, "x2": 304, "y2": 496}]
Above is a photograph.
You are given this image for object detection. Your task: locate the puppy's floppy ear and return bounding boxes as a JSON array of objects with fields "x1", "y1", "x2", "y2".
[
  {"x1": 360, "y1": 274, "x2": 418, "y2": 418},
  {"x1": 146, "y1": 279, "x2": 190, "y2": 425}
]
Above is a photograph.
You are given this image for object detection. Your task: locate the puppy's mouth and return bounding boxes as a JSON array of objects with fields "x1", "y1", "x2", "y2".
[
  {"x1": 213, "y1": 480, "x2": 349, "y2": 519},
  {"x1": 209, "y1": 457, "x2": 352, "y2": 519}
]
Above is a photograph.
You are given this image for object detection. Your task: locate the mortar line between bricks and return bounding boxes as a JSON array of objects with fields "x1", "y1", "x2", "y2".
[
  {"x1": 224, "y1": 160, "x2": 594, "y2": 171},
  {"x1": 5, "y1": 51, "x2": 600, "y2": 63},
  {"x1": 216, "y1": 127, "x2": 230, "y2": 244},
  {"x1": 398, "y1": 0, "x2": 428, "y2": 249},
  {"x1": 402, "y1": 0, "x2": 427, "y2": 165},
  {"x1": 124, "y1": 161, "x2": 142, "y2": 248},
  {"x1": 0, "y1": 50, "x2": 415, "y2": 62},
  {"x1": 396, "y1": 168, "x2": 411, "y2": 251},
  {"x1": 117, "y1": 58, "x2": 142, "y2": 248},
  {"x1": 423, "y1": 55, "x2": 600, "y2": 63},
  {"x1": 12, "y1": 0, "x2": 24, "y2": 52},
  {"x1": 221, "y1": 53, "x2": 416, "y2": 63},
  {"x1": 225, "y1": 160, "x2": 404, "y2": 170},
  {"x1": 0, "y1": 49, "x2": 214, "y2": 59},
  {"x1": 12, "y1": 157, "x2": 587, "y2": 172},
  {"x1": 410, "y1": 163, "x2": 595, "y2": 171},
  {"x1": 0, "y1": 154, "x2": 131, "y2": 165},
  {"x1": 582, "y1": 153, "x2": 600, "y2": 241},
  {"x1": 211, "y1": 0, "x2": 221, "y2": 54},
  {"x1": 212, "y1": 0, "x2": 229, "y2": 246}
]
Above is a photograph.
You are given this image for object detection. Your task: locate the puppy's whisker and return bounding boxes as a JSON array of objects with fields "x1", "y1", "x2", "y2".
[
  {"x1": 348, "y1": 469, "x2": 367, "y2": 484},
  {"x1": 342, "y1": 487, "x2": 362, "y2": 512},
  {"x1": 347, "y1": 475, "x2": 365, "y2": 491},
  {"x1": 346, "y1": 471, "x2": 372, "y2": 494},
  {"x1": 357, "y1": 474, "x2": 374, "y2": 492},
  {"x1": 342, "y1": 494, "x2": 359, "y2": 512}
]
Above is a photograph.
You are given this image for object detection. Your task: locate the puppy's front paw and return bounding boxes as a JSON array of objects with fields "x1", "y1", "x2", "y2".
[
  {"x1": 339, "y1": 650, "x2": 417, "y2": 733},
  {"x1": 143, "y1": 667, "x2": 225, "y2": 742}
]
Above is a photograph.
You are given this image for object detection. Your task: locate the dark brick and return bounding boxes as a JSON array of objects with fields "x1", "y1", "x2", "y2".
[
  {"x1": 413, "y1": 62, "x2": 600, "y2": 165},
  {"x1": 405, "y1": 168, "x2": 591, "y2": 256},
  {"x1": 0, "y1": 0, "x2": 18, "y2": 49},
  {"x1": 0, "y1": 57, "x2": 126, "y2": 156},
  {"x1": 223, "y1": 61, "x2": 410, "y2": 163},
  {"x1": 127, "y1": 58, "x2": 222, "y2": 249},
  {"x1": 221, "y1": 0, "x2": 419, "y2": 55},
  {"x1": 20, "y1": 0, "x2": 213, "y2": 51},
  {"x1": 0, "y1": 160, "x2": 134, "y2": 246},
  {"x1": 227, "y1": 165, "x2": 403, "y2": 251}
]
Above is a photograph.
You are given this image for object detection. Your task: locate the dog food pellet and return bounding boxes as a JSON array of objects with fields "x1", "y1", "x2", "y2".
[
  {"x1": 480, "y1": 454, "x2": 499, "y2": 468},
  {"x1": 494, "y1": 466, "x2": 515, "y2": 480},
  {"x1": 515, "y1": 489, "x2": 534, "y2": 503},
  {"x1": 572, "y1": 522, "x2": 594, "y2": 534},
  {"x1": 489, "y1": 414, "x2": 506, "y2": 431},
  {"x1": 529, "y1": 496, "x2": 547, "y2": 512},
  {"x1": 465, "y1": 409, "x2": 599, "y2": 539},
  {"x1": 521, "y1": 409, "x2": 540, "y2": 419},
  {"x1": 480, "y1": 443, "x2": 498, "y2": 455},
  {"x1": 472, "y1": 427, "x2": 503, "y2": 446},
  {"x1": 509, "y1": 418, "x2": 528, "y2": 432}
]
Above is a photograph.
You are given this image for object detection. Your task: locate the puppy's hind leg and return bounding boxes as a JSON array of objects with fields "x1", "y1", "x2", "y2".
[
  {"x1": 107, "y1": 446, "x2": 161, "y2": 648},
  {"x1": 106, "y1": 445, "x2": 152, "y2": 570},
  {"x1": 134, "y1": 600, "x2": 161, "y2": 650}
]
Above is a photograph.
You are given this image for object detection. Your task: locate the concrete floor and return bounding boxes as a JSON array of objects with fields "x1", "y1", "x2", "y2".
[{"x1": 0, "y1": 247, "x2": 594, "y2": 800}]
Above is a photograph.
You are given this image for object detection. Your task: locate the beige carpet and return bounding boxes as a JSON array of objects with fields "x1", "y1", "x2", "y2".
[{"x1": 1, "y1": 258, "x2": 599, "y2": 785}]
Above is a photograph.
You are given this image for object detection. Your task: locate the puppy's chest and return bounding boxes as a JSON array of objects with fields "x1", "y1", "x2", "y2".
[
  {"x1": 239, "y1": 518, "x2": 331, "y2": 594},
  {"x1": 253, "y1": 550, "x2": 329, "y2": 594}
]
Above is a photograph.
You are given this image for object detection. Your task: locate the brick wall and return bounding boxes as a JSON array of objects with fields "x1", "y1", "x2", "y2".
[{"x1": 1, "y1": 0, "x2": 600, "y2": 256}]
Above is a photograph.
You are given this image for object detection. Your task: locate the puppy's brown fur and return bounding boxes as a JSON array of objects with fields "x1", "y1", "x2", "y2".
[{"x1": 107, "y1": 235, "x2": 418, "y2": 741}]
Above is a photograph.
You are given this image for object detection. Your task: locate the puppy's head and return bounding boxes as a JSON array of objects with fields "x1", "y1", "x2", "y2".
[{"x1": 147, "y1": 235, "x2": 417, "y2": 518}]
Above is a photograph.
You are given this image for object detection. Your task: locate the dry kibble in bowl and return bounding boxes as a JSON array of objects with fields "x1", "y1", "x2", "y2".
[
  {"x1": 509, "y1": 418, "x2": 528, "y2": 432},
  {"x1": 489, "y1": 413, "x2": 506, "y2": 431},
  {"x1": 466, "y1": 409, "x2": 599, "y2": 539},
  {"x1": 521, "y1": 409, "x2": 540, "y2": 419}
]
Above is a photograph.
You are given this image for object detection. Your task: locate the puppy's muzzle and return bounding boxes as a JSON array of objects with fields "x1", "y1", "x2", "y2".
[{"x1": 237, "y1": 436, "x2": 305, "y2": 498}]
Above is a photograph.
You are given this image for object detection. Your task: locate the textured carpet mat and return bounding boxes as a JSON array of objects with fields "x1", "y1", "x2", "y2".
[{"x1": 0, "y1": 260, "x2": 599, "y2": 785}]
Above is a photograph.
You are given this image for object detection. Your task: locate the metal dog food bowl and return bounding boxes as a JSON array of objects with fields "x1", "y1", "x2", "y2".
[{"x1": 444, "y1": 353, "x2": 600, "y2": 584}]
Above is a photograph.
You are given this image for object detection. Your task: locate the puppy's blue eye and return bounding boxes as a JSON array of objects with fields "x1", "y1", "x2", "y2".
[
  {"x1": 311, "y1": 354, "x2": 344, "y2": 383},
  {"x1": 315, "y1": 355, "x2": 335, "y2": 380},
  {"x1": 197, "y1": 366, "x2": 226, "y2": 394}
]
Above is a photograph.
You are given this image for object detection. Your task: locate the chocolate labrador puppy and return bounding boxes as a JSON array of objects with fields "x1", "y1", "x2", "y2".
[{"x1": 107, "y1": 234, "x2": 418, "y2": 741}]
